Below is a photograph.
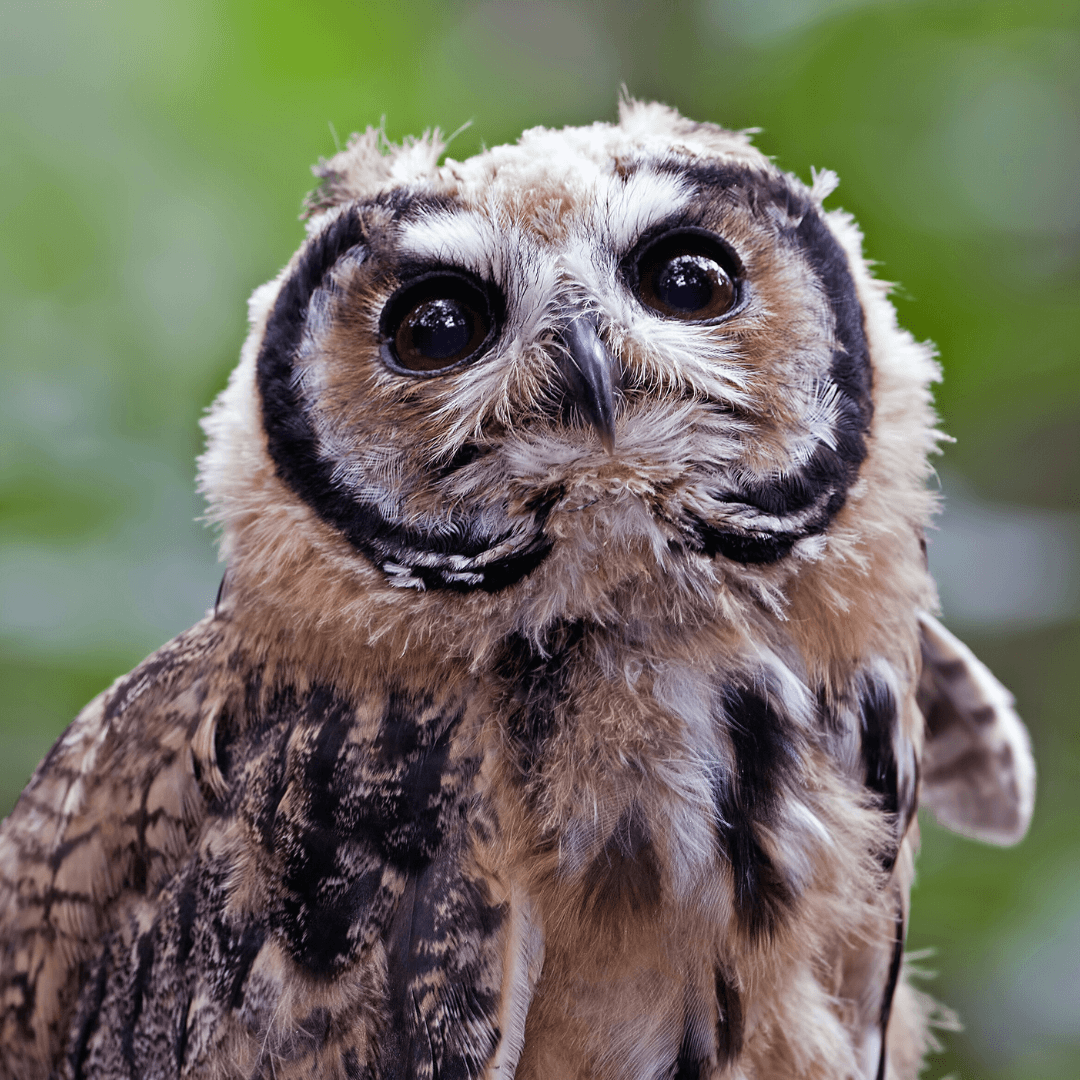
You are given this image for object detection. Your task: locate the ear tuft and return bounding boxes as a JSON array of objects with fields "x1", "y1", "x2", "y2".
[
  {"x1": 917, "y1": 612, "x2": 1035, "y2": 846},
  {"x1": 303, "y1": 125, "x2": 447, "y2": 220}
]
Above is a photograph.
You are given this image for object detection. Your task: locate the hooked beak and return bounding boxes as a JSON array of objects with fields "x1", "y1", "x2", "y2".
[{"x1": 556, "y1": 312, "x2": 620, "y2": 453}]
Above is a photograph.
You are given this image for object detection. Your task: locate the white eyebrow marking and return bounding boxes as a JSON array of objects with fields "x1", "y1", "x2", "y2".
[
  {"x1": 593, "y1": 167, "x2": 693, "y2": 254},
  {"x1": 396, "y1": 207, "x2": 498, "y2": 278},
  {"x1": 396, "y1": 160, "x2": 692, "y2": 276}
]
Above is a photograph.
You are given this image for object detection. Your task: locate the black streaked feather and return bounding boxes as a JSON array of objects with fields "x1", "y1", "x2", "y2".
[
  {"x1": 495, "y1": 620, "x2": 585, "y2": 774},
  {"x1": 382, "y1": 852, "x2": 504, "y2": 1080},
  {"x1": 68, "y1": 947, "x2": 109, "y2": 1080},
  {"x1": 120, "y1": 929, "x2": 155, "y2": 1071},
  {"x1": 712, "y1": 683, "x2": 798, "y2": 937},
  {"x1": 715, "y1": 968, "x2": 744, "y2": 1067},
  {"x1": 860, "y1": 677, "x2": 899, "y2": 817},
  {"x1": 876, "y1": 909, "x2": 906, "y2": 1080}
]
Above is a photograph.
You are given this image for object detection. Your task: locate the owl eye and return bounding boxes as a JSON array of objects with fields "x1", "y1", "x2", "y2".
[
  {"x1": 632, "y1": 230, "x2": 740, "y2": 322},
  {"x1": 381, "y1": 272, "x2": 495, "y2": 374}
]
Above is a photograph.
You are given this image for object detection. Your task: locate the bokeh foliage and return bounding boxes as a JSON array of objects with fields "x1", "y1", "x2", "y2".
[{"x1": 1, "y1": 1, "x2": 1077, "y2": 1076}]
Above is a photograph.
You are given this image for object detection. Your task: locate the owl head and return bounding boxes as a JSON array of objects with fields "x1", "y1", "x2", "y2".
[{"x1": 199, "y1": 100, "x2": 940, "y2": 660}]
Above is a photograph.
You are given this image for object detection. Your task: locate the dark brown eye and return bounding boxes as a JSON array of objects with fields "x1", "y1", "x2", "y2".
[
  {"x1": 381, "y1": 272, "x2": 495, "y2": 373},
  {"x1": 633, "y1": 230, "x2": 740, "y2": 322}
]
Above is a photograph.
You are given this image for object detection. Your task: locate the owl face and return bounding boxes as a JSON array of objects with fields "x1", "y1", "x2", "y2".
[{"x1": 203, "y1": 102, "x2": 932, "y2": 648}]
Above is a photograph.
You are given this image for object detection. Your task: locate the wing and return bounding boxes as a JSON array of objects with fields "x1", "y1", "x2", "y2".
[
  {"x1": 2, "y1": 622, "x2": 541, "y2": 1080},
  {"x1": 827, "y1": 614, "x2": 1035, "y2": 1080},
  {"x1": 917, "y1": 611, "x2": 1035, "y2": 846},
  {"x1": 0, "y1": 615, "x2": 230, "y2": 1080}
]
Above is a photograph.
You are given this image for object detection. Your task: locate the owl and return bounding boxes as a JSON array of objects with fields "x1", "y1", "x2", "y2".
[{"x1": 0, "y1": 100, "x2": 1035, "y2": 1080}]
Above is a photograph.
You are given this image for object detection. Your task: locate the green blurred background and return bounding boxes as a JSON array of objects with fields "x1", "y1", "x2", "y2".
[{"x1": 1, "y1": 0, "x2": 1077, "y2": 1075}]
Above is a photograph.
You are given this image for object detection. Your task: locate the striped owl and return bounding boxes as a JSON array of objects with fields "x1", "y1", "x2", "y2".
[{"x1": 0, "y1": 101, "x2": 1035, "y2": 1080}]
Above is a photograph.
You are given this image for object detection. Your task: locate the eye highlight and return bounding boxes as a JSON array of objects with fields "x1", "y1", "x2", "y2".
[
  {"x1": 630, "y1": 229, "x2": 741, "y2": 323},
  {"x1": 381, "y1": 271, "x2": 496, "y2": 374}
]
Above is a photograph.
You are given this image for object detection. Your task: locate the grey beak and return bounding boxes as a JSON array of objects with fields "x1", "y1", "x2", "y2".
[{"x1": 556, "y1": 312, "x2": 619, "y2": 453}]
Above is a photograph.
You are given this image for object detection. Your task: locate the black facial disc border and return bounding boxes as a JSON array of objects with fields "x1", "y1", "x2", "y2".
[
  {"x1": 256, "y1": 203, "x2": 552, "y2": 593},
  {"x1": 654, "y1": 162, "x2": 874, "y2": 565},
  {"x1": 259, "y1": 164, "x2": 873, "y2": 585}
]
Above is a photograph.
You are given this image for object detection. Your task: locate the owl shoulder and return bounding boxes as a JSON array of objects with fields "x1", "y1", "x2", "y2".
[{"x1": 0, "y1": 613, "x2": 235, "y2": 1076}]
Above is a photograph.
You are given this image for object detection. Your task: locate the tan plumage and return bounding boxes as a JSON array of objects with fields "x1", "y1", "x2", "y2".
[{"x1": 0, "y1": 100, "x2": 1034, "y2": 1080}]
